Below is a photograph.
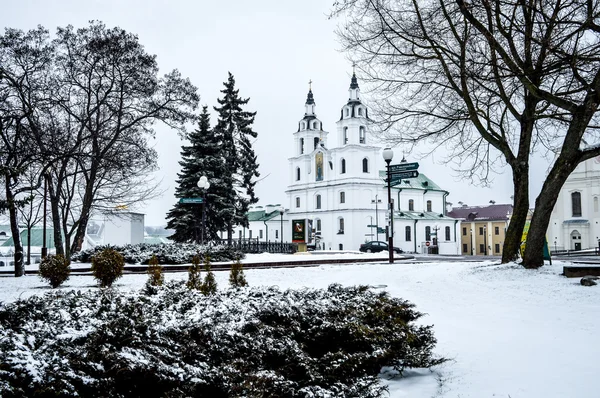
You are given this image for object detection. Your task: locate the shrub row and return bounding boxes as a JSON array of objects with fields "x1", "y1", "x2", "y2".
[
  {"x1": 0, "y1": 283, "x2": 445, "y2": 397},
  {"x1": 71, "y1": 242, "x2": 243, "y2": 264}
]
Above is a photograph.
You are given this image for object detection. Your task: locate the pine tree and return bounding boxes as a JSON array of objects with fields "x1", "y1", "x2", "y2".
[
  {"x1": 146, "y1": 255, "x2": 164, "y2": 287},
  {"x1": 200, "y1": 254, "x2": 218, "y2": 295},
  {"x1": 186, "y1": 255, "x2": 203, "y2": 290},
  {"x1": 166, "y1": 106, "x2": 226, "y2": 242},
  {"x1": 229, "y1": 256, "x2": 248, "y2": 288},
  {"x1": 212, "y1": 72, "x2": 260, "y2": 243}
]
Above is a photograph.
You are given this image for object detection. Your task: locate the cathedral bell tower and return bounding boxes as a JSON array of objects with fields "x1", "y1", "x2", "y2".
[
  {"x1": 294, "y1": 80, "x2": 328, "y2": 157},
  {"x1": 336, "y1": 69, "x2": 369, "y2": 146}
]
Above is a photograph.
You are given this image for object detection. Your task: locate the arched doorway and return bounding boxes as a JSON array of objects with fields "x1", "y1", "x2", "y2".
[{"x1": 571, "y1": 230, "x2": 582, "y2": 251}]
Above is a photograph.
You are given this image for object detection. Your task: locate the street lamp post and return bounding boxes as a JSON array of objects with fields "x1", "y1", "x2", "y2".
[
  {"x1": 279, "y1": 206, "x2": 284, "y2": 243},
  {"x1": 433, "y1": 223, "x2": 440, "y2": 254},
  {"x1": 470, "y1": 229, "x2": 473, "y2": 256},
  {"x1": 382, "y1": 148, "x2": 394, "y2": 264},
  {"x1": 371, "y1": 195, "x2": 381, "y2": 241},
  {"x1": 197, "y1": 176, "x2": 210, "y2": 245},
  {"x1": 483, "y1": 225, "x2": 487, "y2": 256}
]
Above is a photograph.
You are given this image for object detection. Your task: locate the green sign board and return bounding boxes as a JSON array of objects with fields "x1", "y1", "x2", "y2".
[
  {"x1": 388, "y1": 171, "x2": 419, "y2": 184},
  {"x1": 389, "y1": 162, "x2": 419, "y2": 173},
  {"x1": 179, "y1": 198, "x2": 203, "y2": 204}
]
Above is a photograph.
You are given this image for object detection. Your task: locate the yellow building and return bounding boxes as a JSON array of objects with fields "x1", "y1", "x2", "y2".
[{"x1": 448, "y1": 204, "x2": 513, "y2": 256}]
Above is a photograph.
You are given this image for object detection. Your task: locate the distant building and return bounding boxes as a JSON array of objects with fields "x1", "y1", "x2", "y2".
[
  {"x1": 84, "y1": 211, "x2": 145, "y2": 249},
  {"x1": 448, "y1": 204, "x2": 513, "y2": 256},
  {"x1": 548, "y1": 156, "x2": 600, "y2": 251}
]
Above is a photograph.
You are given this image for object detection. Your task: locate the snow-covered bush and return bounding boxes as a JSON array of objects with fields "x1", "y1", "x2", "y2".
[
  {"x1": 146, "y1": 255, "x2": 163, "y2": 287},
  {"x1": 71, "y1": 243, "x2": 243, "y2": 265},
  {"x1": 91, "y1": 248, "x2": 125, "y2": 287},
  {"x1": 229, "y1": 256, "x2": 248, "y2": 287},
  {"x1": 38, "y1": 254, "x2": 70, "y2": 288},
  {"x1": 0, "y1": 283, "x2": 445, "y2": 397},
  {"x1": 186, "y1": 254, "x2": 202, "y2": 290},
  {"x1": 200, "y1": 255, "x2": 217, "y2": 295}
]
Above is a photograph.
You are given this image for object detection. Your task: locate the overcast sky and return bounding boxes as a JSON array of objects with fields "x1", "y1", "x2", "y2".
[{"x1": 1, "y1": 0, "x2": 551, "y2": 226}]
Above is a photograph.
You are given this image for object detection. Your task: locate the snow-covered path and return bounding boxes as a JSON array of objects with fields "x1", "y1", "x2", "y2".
[{"x1": 1, "y1": 257, "x2": 597, "y2": 397}]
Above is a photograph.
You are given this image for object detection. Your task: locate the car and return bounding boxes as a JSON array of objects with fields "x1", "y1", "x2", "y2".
[{"x1": 359, "y1": 241, "x2": 403, "y2": 254}]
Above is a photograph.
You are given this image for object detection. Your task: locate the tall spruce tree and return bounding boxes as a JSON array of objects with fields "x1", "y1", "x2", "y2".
[
  {"x1": 212, "y1": 72, "x2": 260, "y2": 243},
  {"x1": 166, "y1": 106, "x2": 225, "y2": 242}
]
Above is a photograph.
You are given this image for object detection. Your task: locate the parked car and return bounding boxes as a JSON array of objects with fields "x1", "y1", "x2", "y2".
[{"x1": 359, "y1": 241, "x2": 403, "y2": 254}]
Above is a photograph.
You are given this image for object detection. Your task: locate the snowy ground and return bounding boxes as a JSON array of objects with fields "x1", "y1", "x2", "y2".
[{"x1": 1, "y1": 254, "x2": 598, "y2": 398}]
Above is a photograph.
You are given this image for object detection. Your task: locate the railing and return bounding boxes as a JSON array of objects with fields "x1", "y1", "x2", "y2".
[{"x1": 218, "y1": 239, "x2": 297, "y2": 254}]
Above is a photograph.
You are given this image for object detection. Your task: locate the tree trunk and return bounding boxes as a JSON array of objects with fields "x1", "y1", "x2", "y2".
[
  {"x1": 502, "y1": 165, "x2": 529, "y2": 263},
  {"x1": 70, "y1": 169, "x2": 97, "y2": 254},
  {"x1": 5, "y1": 178, "x2": 24, "y2": 277},
  {"x1": 26, "y1": 225, "x2": 31, "y2": 265},
  {"x1": 47, "y1": 175, "x2": 65, "y2": 257},
  {"x1": 522, "y1": 158, "x2": 578, "y2": 268}
]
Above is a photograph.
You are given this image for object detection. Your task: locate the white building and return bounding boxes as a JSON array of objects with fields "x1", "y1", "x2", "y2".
[
  {"x1": 84, "y1": 211, "x2": 145, "y2": 249},
  {"x1": 238, "y1": 73, "x2": 460, "y2": 254},
  {"x1": 548, "y1": 156, "x2": 600, "y2": 251}
]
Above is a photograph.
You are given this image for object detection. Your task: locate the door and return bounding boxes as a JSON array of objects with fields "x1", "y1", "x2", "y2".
[{"x1": 575, "y1": 242, "x2": 581, "y2": 251}]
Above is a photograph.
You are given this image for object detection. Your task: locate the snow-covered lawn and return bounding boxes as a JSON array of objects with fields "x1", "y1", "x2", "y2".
[{"x1": 1, "y1": 254, "x2": 598, "y2": 397}]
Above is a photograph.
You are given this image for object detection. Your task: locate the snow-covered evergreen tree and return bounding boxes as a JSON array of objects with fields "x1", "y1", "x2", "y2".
[
  {"x1": 166, "y1": 106, "x2": 226, "y2": 242},
  {"x1": 213, "y1": 72, "x2": 260, "y2": 243}
]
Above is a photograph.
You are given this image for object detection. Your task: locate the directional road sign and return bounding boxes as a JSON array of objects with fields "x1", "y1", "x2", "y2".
[
  {"x1": 389, "y1": 162, "x2": 419, "y2": 173},
  {"x1": 179, "y1": 198, "x2": 204, "y2": 204},
  {"x1": 367, "y1": 224, "x2": 378, "y2": 228},
  {"x1": 388, "y1": 170, "x2": 419, "y2": 181}
]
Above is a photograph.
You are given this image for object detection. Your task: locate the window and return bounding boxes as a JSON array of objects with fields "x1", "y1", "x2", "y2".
[
  {"x1": 358, "y1": 107, "x2": 363, "y2": 116},
  {"x1": 463, "y1": 227, "x2": 467, "y2": 236},
  {"x1": 426, "y1": 200, "x2": 432, "y2": 212},
  {"x1": 296, "y1": 197, "x2": 300, "y2": 208},
  {"x1": 405, "y1": 226, "x2": 411, "y2": 241},
  {"x1": 362, "y1": 158, "x2": 369, "y2": 173},
  {"x1": 259, "y1": 230, "x2": 263, "y2": 239},
  {"x1": 425, "y1": 226, "x2": 431, "y2": 241},
  {"x1": 479, "y1": 227, "x2": 484, "y2": 235},
  {"x1": 338, "y1": 218, "x2": 345, "y2": 234},
  {"x1": 345, "y1": 108, "x2": 349, "y2": 117},
  {"x1": 296, "y1": 167, "x2": 300, "y2": 181},
  {"x1": 316, "y1": 194, "x2": 321, "y2": 209},
  {"x1": 480, "y1": 244, "x2": 485, "y2": 253},
  {"x1": 463, "y1": 243, "x2": 468, "y2": 253},
  {"x1": 343, "y1": 127, "x2": 348, "y2": 144},
  {"x1": 572, "y1": 192, "x2": 582, "y2": 217},
  {"x1": 409, "y1": 199, "x2": 414, "y2": 211},
  {"x1": 359, "y1": 126, "x2": 366, "y2": 144},
  {"x1": 339, "y1": 243, "x2": 344, "y2": 250},
  {"x1": 445, "y1": 226, "x2": 451, "y2": 241},
  {"x1": 316, "y1": 219, "x2": 321, "y2": 231},
  {"x1": 299, "y1": 138, "x2": 304, "y2": 154},
  {"x1": 313, "y1": 122, "x2": 317, "y2": 129},
  {"x1": 495, "y1": 226, "x2": 500, "y2": 235},
  {"x1": 249, "y1": 230, "x2": 252, "y2": 239},
  {"x1": 495, "y1": 243, "x2": 500, "y2": 253},
  {"x1": 340, "y1": 191, "x2": 346, "y2": 203},
  {"x1": 302, "y1": 122, "x2": 305, "y2": 130},
  {"x1": 341, "y1": 158, "x2": 346, "y2": 174},
  {"x1": 275, "y1": 230, "x2": 279, "y2": 239}
]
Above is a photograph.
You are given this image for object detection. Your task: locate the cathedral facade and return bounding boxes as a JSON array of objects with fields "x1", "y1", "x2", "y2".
[{"x1": 238, "y1": 73, "x2": 460, "y2": 254}]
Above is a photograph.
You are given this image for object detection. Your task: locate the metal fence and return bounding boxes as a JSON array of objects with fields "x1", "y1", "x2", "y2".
[{"x1": 219, "y1": 239, "x2": 297, "y2": 254}]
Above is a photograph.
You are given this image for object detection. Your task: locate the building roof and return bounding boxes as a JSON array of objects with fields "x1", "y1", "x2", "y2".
[
  {"x1": 447, "y1": 204, "x2": 513, "y2": 221},
  {"x1": 247, "y1": 208, "x2": 282, "y2": 222},
  {"x1": 1, "y1": 228, "x2": 58, "y2": 248}
]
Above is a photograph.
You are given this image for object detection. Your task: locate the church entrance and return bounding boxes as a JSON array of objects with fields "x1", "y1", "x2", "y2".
[{"x1": 571, "y1": 230, "x2": 582, "y2": 250}]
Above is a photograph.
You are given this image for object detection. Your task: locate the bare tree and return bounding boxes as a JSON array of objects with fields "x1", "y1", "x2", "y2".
[{"x1": 332, "y1": 0, "x2": 600, "y2": 267}]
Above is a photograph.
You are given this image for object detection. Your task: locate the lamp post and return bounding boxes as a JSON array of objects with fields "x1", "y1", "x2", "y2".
[
  {"x1": 279, "y1": 206, "x2": 284, "y2": 243},
  {"x1": 470, "y1": 228, "x2": 473, "y2": 256},
  {"x1": 433, "y1": 223, "x2": 440, "y2": 254},
  {"x1": 371, "y1": 195, "x2": 381, "y2": 241},
  {"x1": 197, "y1": 176, "x2": 210, "y2": 245},
  {"x1": 483, "y1": 225, "x2": 487, "y2": 256},
  {"x1": 382, "y1": 148, "x2": 394, "y2": 264}
]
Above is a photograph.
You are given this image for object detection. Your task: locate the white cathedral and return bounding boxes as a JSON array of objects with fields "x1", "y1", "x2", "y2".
[{"x1": 235, "y1": 73, "x2": 460, "y2": 254}]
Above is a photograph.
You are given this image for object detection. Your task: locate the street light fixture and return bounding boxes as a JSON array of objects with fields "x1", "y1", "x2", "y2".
[
  {"x1": 279, "y1": 206, "x2": 284, "y2": 243},
  {"x1": 382, "y1": 147, "x2": 394, "y2": 264},
  {"x1": 197, "y1": 176, "x2": 210, "y2": 245}
]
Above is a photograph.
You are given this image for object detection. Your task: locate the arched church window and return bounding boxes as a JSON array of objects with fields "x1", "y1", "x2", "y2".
[
  {"x1": 445, "y1": 226, "x2": 451, "y2": 241},
  {"x1": 359, "y1": 126, "x2": 366, "y2": 144},
  {"x1": 358, "y1": 107, "x2": 363, "y2": 116},
  {"x1": 340, "y1": 191, "x2": 346, "y2": 204},
  {"x1": 316, "y1": 219, "x2": 322, "y2": 231},
  {"x1": 362, "y1": 158, "x2": 369, "y2": 173},
  {"x1": 572, "y1": 192, "x2": 582, "y2": 217},
  {"x1": 595, "y1": 197, "x2": 598, "y2": 213},
  {"x1": 316, "y1": 152, "x2": 324, "y2": 181},
  {"x1": 427, "y1": 200, "x2": 432, "y2": 212},
  {"x1": 302, "y1": 122, "x2": 305, "y2": 130},
  {"x1": 345, "y1": 108, "x2": 349, "y2": 117},
  {"x1": 314, "y1": 137, "x2": 319, "y2": 149},
  {"x1": 316, "y1": 194, "x2": 321, "y2": 209},
  {"x1": 409, "y1": 199, "x2": 414, "y2": 211},
  {"x1": 343, "y1": 127, "x2": 348, "y2": 144},
  {"x1": 296, "y1": 167, "x2": 300, "y2": 181},
  {"x1": 338, "y1": 217, "x2": 345, "y2": 234},
  {"x1": 425, "y1": 226, "x2": 431, "y2": 241},
  {"x1": 405, "y1": 226, "x2": 411, "y2": 241},
  {"x1": 341, "y1": 158, "x2": 346, "y2": 174},
  {"x1": 313, "y1": 122, "x2": 317, "y2": 129},
  {"x1": 299, "y1": 138, "x2": 304, "y2": 154},
  {"x1": 296, "y1": 197, "x2": 300, "y2": 208}
]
